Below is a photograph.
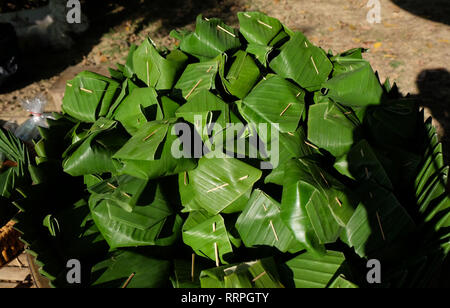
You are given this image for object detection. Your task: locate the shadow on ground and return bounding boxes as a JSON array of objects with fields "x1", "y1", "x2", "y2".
[
  {"x1": 391, "y1": 0, "x2": 450, "y2": 25},
  {"x1": 0, "y1": 0, "x2": 243, "y2": 94},
  {"x1": 414, "y1": 69, "x2": 450, "y2": 164}
]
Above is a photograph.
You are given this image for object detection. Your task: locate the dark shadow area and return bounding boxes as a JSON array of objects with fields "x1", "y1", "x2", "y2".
[
  {"x1": 342, "y1": 69, "x2": 450, "y2": 287},
  {"x1": 0, "y1": 0, "x2": 243, "y2": 93},
  {"x1": 391, "y1": 0, "x2": 450, "y2": 25},
  {"x1": 414, "y1": 69, "x2": 450, "y2": 164}
]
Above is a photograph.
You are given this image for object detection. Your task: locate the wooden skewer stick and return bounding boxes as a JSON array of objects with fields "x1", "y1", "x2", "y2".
[
  {"x1": 304, "y1": 140, "x2": 319, "y2": 150},
  {"x1": 143, "y1": 129, "x2": 159, "y2": 142},
  {"x1": 335, "y1": 197, "x2": 342, "y2": 207},
  {"x1": 214, "y1": 242, "x2": 220, "y2": 267},
  {"x1": 375, "y1": 211, "x2": 386, "y2": 241},
  {"x1": 146, "y1": 60, "x2": 150, "y2": 85},
  {"x1": 191, "y1": 253, "x2": 195, "y2": 282},
  {"x1": 122, "y1": 192, "x2": 132, "y2": 199},
  {"x1": 296, "y1": 92, "x2": 302, "y2": 97},
  {"x1": 107, "y1": 182, "x2": 117, "y2": 190},
  {"x1": 217, "y1": 25, "x2": 236, "y2": 37},
  {"x1": 360, "y1": 148, "x2": 365, "y2": 157},
  {"x1": 310, "y1": 56, "x2": 319, "y2": 75},
  {"x1": 238, "y1": 175, "x2": 249, "y2": 181},
  {"x1": 66, "y1": 83, "x2": 73, "y2": 87},
  {"x1": 207, "y1": 183, "x2": 229, "y2": 193},
  {"x1": 280, "y1": 103, "x2": 293, "y2": 116},
  {"x1": 185, "y1": 79, "x2": 203, "y2": 100},
  {"x1": 212, "y1": 222, "x2": 220, "y2": 266},
  {"x1": 206, "y1": 65, "x2": 214, "y2": 73},
  {"x1": 262, "y1": 203, "x2": 268, "y2": 212},
  {"x1": 80, "y1": 87, "x2": 93, "y2": 94},
  {"x1": 243, "y1": 13, "x2": 252, "y2": 18},
  {"x1": 269, "y1": 220, "x2": 279, "y2": 242},
  {"x1": 319, "y1": 171, "x2": 329, "y2": 187},
  {"x1": 121, "y1": 272, "x2": 136, "y2": 288},
  {"x1": 257, "y1": 20, "x2": 273, "y2": 29},
  {"x1": 364, "y1": 167, "x2": 370, "y2": 179},
  {"x1": 304, "y1": 41, "x2": 308, "y2": 48},
  {"x1": 252, "y1": 271, "x2": 267, "y2": 282},
  {"x1": 287, "y1": 132, "x2": 295, "y2": 136}
]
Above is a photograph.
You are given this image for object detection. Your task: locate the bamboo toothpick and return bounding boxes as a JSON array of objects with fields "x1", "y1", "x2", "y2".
[
  {"x1": 280, "y1": 103, "x2": 293, "y2": 116},
  {"x1": 185, "y1": 79, "x2": 203, "y2": 100},
  {"x1": 304, "y1": 140, "x2": 319, "y2": 150},
  {"x1": 217, "y1": 25, "x2": 236, "y2": 37},
  {"x1": 287, "y1": 132, "x2": 295, "y2": 136},
  {"x1": 243, "y1": 13, "x2": 252, "y2": 18},
  {"x1": 80, "y1": 87, "x2": 93, "y2": 94},
  {"x1": 252, "y1": 271, "x2": 267, "y2": 282},
  {"x1": 214, "y1": 242, "x2": 220, "y2": 267},
  {"x1": 364, "y1": 167, "x2": 370, "y2": 179},
  {"x1": 238, "y1": 175, "x2": 249, "y2": 181},
  {"x1": 360, "y1": 148, "x2": 365, "y2": 157},
  {"x1": 269, "y1": 220, "x2": 279, "y2": 242},
  {"x1": 375, "y1": 211, "x2": 386, "y2": 241},
  {"x1": 213, "y1": 223, "x2": 219, "y2": 267},
  {"x1": 66, "y1": 83, "x2": 73, "y2": 87},
  {"x1": 122, "y1": 192, "x2": 132, "y2": 199},
  {"x1": 191, "y1": 253, "x2": 195, "y2": 282},
  {"x1": 319, "y1": 171, "x2": 329, "y2": 187},
  {"x1": 146, "y1": 60, "x2": 150, "y2": 85},
  {"x1": 207, "y1": 183, "x2": 229, "y2": 193},
  {"x1": 262, "y1": 203, "x2": 268, "y2": 212},
  {"x1": 143, "y1": 129, "x2": 159, "y2": 142},
  {"x1": 184, "y1": 171, "x2": 188, "y2": 186},
  {"x1": 206, "y1": 65, "x2": 214, "y2": 73},
  {"x1": 107, "y1": 182, "x2": 117, "y2": 190},
  {"x1": 304, "y1": 41, "x2": 308, "y2": 48},
  {"x1": 121, "y1": 272, "x2": 136, "y2": 288},
  {"x1": 310, "y1": 56, "x2": 319, "y2": 75},
  {"x1": 335, "y1": 197, "x2": 342, "y2": 207},
  {"x1": 257, "y1": 20, "x2": 273, "y2": 29}
]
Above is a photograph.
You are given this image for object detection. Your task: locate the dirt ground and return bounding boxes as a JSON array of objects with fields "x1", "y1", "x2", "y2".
[{"x1": 0, "y1": 0, "x2": 449, "y2": 155}]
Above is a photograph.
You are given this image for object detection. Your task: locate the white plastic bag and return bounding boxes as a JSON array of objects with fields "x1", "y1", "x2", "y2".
[{"x1": 14, "y1": 95, "x2": 51, "y2": 142}]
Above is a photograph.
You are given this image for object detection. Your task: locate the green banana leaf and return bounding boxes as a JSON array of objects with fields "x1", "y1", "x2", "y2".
[
  {"x1": 88, "y1": 186, "x2": 182, "y2": 249},
  {"x1": 219, "y1": 50, "x2": 261, "y2": 99},
  {"x1": 282, "y1": 250, "x2": 346, "y2": 288},
  {"x1": 131, "y1": 38, "x2": 188, "y2": 89},
  {"x1": 264, "y1": 127, "x2": 312, "y2": 185},
  {"x1": 236, "y1": 189, "x2": 303, "y2": 253},
  {"x1": 114, "y1": 120, "x2": 197, "y2": 180},
  {"x1": 179, "y1": 156, "x2": 262, "y2": 214},
  {"x1": 343, "y1": 181, "x2": 415, "y2": 257},
  {"x1": 182, "y1": 211, "x2": 236, "y2": 264},
  {"x1": 91, "y1": 250, "x2": 171, "y2": 288},
  {"x1": 270, "y1": 32, "x2": 333, "y2": 91},
  {"x1": 113, "y1": 87, "x2": 163, "y2": 135},
  {"x1": 237, "y1": 11, "x2": 285, "y2": 46},
  {"x1": 62, "y1": 71, "x2": 121, "y2": 122},
  {"x1": 237, "y1": 74, "x2": 305, "y2": 133},
  {"x1": 200, "y1": 258, "x2": 283, "y2": 288},
  {"x1": 307, "y1": 102, "x2": 358, "y2": 158},
  {"x1": 174, "y1": 58, "x2": 219, "y2": 100},
  {"x1": 323, "y1": 61, "x2": 384, "y2": 107},
  {"x1": 62, "y1": 118, "x2": 128, "y2": 176},
  {"x1": 174, "y1": 15, "x2": 241, "y2": 60}
]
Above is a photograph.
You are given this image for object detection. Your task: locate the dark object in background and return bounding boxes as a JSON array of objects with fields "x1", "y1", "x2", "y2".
[{"x1": 0, "y1": 23, "x2": 19, "y2": 88}]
